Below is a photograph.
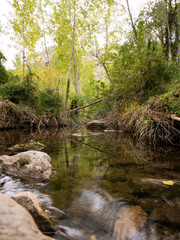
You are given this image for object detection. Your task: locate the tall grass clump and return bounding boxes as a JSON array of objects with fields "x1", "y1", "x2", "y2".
[{"x1": 121, "y1": 82, "x2": 180, "y2": 145}]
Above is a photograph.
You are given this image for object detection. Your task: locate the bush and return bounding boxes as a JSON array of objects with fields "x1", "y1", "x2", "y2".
[
  {"x1": 0, "y1": 72, "x2": 37, "y2": 104},
  {"x1": 159, "y1": 83, "x2": 180, "y2": 115},
  {"x1": 38, "y1": 88, "x2": 63, "y2": 114},
  {"x1": 109, "y1": 42, "x2": 176, "y2": 110}
]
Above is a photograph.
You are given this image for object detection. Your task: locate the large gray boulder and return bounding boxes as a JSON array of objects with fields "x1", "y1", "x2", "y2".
[
  {"x1": 0, "y1": 193, "x2": 54, "y2": 240},
  {"x1": 12, "y1": 192, "x2": 56, "y2": 234},
  {"x1": 0, "y1": 151, "x2": 53, "y2": 181},
  {"x1": 87, "y1": 120, "x2": 107, "y2": 130}
]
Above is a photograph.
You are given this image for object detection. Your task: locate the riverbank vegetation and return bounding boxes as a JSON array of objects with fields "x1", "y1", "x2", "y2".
[{"x1": 0, "y1": 0, "x2": 179, "y2": 144}]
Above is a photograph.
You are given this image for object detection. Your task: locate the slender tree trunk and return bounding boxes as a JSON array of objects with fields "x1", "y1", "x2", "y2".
[
  {"x1": 102, "y1": 62, "x2": 112, "y2": 83},
  {"x1": 105, "y1": 19, "x2": 108, "y2": 53},
  {"x1": 94, "y1": 53, "x2": 112, "y2": 83},
  {"x1": 22, "y1": 2, "x2": 25, "y2": 81},
  {"x1": 42, "y1": 11, "x2": 52, "y2": 87},
  {"x1": 126, "y1": 0, "x2": 138, "y2": 40},
  {"x1": 65, "y1": 41, "x2": 74, "y2": 109},
  {"x1": 74, "y1": 63, "x2": 79, "y2": 94},
  {"x1": 65, "y1": 6, "x2": 76, "y2": 110},
  {"x1": 165, "y1": 0, "x2": 173, "y2": 61},
  {"x1": 167, "y1": 20, "x2": 172, "y2": 61},
  {"x1": 61, "y1": 76, "x2": 64, "y2": 98},
  {"x1": 174, "y1": 0, "x2": 179, "y2": 63}
]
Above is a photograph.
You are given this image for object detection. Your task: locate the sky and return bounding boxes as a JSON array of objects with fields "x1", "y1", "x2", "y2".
[{"x1": 0, "y1": 0, "x2": 147, "y2": 69}]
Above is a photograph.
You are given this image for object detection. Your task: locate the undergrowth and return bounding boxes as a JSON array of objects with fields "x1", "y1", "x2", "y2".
[{"x1": 120, "y1": 82, "x2": 180, "y2": 145}]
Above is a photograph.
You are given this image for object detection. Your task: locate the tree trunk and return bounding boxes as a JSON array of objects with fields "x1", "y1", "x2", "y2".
[
  {"x1": 42, "y1": 10, "x2": 52, "y2": 87},
  {"x1": 68, "y1": 98, "x2": 104, "y2": 112},
  {"x1": 65, "y1": 6, "x2": 76, "y2": 110},
  {"x1": 22, "y1": 2, "x2": 25, "y2": 81},
  {"x1": 126, "y1": 0, "x2": 138, "y2": 40},
  {"x1": 102, "y1": 62, "x2": 112, "y2": 83},
  {"x1": 174, "y1": 0, "x2": 179, "y2": 63},
  {"x1": 165, "y1": 0, "x2": 173, "y2": 61},
  {"x1": 74, "y1": 62, "x2": 79, "y2": 94}
]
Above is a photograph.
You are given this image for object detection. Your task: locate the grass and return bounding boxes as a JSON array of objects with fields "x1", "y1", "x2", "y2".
[{"x1": 120, "y1": 81, "x2": 180, "y2": 145}]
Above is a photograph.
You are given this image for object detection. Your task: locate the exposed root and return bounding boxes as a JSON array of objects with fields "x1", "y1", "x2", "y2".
[
  {"x1": 121, "y1": 107, "x2": 180, "y2": 145},
  {"x1": 0, "y1": 100, "x2": 66, "y2": 130},
  {"x1": 0, "y1": 100, "x2": 39, "y2": 129}
]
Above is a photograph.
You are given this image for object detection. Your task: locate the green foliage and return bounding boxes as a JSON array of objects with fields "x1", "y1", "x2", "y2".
[
  {"x1": 7, "y1": 71, "x2": 21, "y2": 83},
  {"x1": 69, "y1": 94, "x2": 84, "y2": 109},
  {"x1": 0, "y1": 52, "x2": 8, "y2": 84},
  {"x1": 109, "y1": 41, "x2": 175, "y2": 111},
  {"x1": 0, "y1": 72, "x2": 37, "y2": 104},
  {"x1": 139, "y1": 0, "x2": 180, "y2": 61},
  {"x1": 91, "y1": 100, "x2": 111, "y2": 118},
  {"x1": 38, "y1": 88, "x2": 63, "y2": 114},
  {"x1": 5, "y1": 0, "x2": 179, "y2": 124},
  {"x1": 159, "y1": 83, "x2": 180, "y2": 115},
  {"x1": 10, "y1": 0, "x2": 41, "y2": 51}
]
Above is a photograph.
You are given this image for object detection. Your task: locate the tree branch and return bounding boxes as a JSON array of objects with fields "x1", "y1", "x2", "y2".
[
  {"x1": 68, "y1": 98, "x2": 105, "y2": 112},
  {"x1": 171, "y1": 114, "x2": 180, "y2": 122}
]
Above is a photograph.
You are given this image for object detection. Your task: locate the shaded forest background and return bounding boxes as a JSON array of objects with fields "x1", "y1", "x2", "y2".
[{"x1": 0, "y1": 0, "x2": 179, "y2": 143}]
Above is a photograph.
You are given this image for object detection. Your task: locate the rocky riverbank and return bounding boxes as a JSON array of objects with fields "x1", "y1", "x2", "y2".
[
  {"x1": 0, "y1": 193, "x2": 54, "y2": 240},
  {"x1": 0, "y1": 150, "x2": 54, "y2": 181},
  {"x1": 0, "y1": 150, "x2": 56, "y2": 239}
]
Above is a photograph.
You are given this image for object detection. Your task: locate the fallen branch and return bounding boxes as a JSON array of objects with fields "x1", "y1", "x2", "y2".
[
  {"x1": 171, "y1": 114, "x2": 180, "y2": 122},
  {"x1": 68, "y1": 98, "x2": 105, "y2": 112}
]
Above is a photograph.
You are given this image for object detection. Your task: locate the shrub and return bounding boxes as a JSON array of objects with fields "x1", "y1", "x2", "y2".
[
  {"x1": 109, "y1": 42, "x2": 176, "y2": 110},
  {"x1": 159, "y1": 83, "x2": 180, "y2": 115},
  {"x1": 0, "y1": 72, "x2": 37, "y2": 104},
  {"x1": 38, "y1": 88, "x2": 63, "y2": 114}
]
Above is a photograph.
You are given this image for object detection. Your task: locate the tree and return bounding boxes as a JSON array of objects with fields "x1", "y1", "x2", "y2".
[
  {"x1": 0, "y1": 52, "x2": 8, "y2": 84},
  {"x1": 52, "y1": 0, "x2": 104, "y2": 108},
  {"x1": 139, "y1": 0, "x2": 180, "y2": 62},
  {"x1": 91, "y1": 0, "x2": 123, "y2": 84},
  {"x1": 10, "y1": 0, "x2": 41, "y2": 80}
]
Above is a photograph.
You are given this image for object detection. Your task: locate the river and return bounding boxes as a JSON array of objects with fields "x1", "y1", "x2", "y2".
[{"x1": 0, "y1": 128, "x2": 180, "y2": 240}]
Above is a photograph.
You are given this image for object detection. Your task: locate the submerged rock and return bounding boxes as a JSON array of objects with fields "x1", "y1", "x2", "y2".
[
  {"x1": 149, "y1": 197, "x2": 180, "y2": 225},
  {"x1": 69, "y1": 186, "x2": 147, "y2": 239},
  {"x1": 8, "y1": 141, "x2": 45, "y2": 153},
  {"x1": 146, "y1": 222, "x2": 180, "y2": 240},
  {"x1": 87, "y1": 120, "x2": 107, "y2": 130},
  {"x1": 0, "y1": 193, "x2": 54, "y2": 240},
  {"x1": 113, "y1": 205, "x2": 147, "y2": 240},
  {"x1": 12, "y1": 191, "x2": 56, "y2": 234},
  {"x1": 0, "y1": 150, "x2": 53, "y2": 181}
]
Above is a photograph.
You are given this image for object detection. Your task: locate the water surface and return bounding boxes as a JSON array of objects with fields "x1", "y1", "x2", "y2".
[{"x1": 0, "y1": 129, "x2": 180, "y2": 240}]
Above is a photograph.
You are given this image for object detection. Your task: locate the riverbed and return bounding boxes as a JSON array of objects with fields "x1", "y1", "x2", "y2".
[{"x1": 0, "y1": 128, "x2": 180, "y2": 240}]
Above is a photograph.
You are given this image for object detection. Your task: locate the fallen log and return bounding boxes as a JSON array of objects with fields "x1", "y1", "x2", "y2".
[{"x1": 68, "y1": 98, "x2": 105, "y2": 112}]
